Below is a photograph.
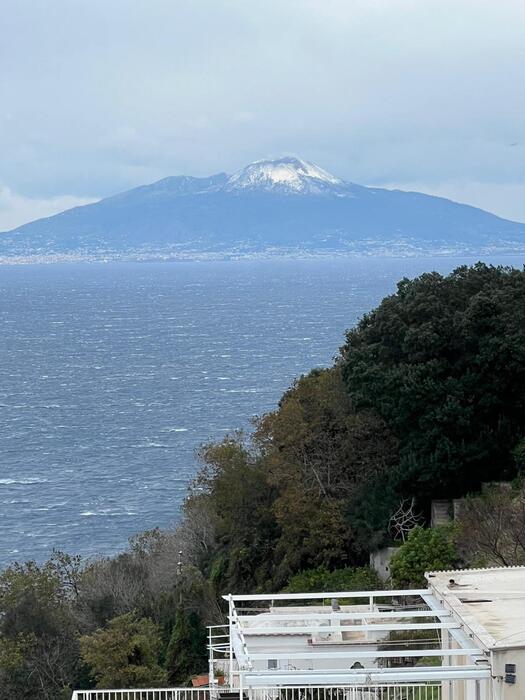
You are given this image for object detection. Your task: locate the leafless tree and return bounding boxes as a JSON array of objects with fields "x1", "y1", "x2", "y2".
[
  {"x1": 389, "y1": 498, "x2": 423, "y2": 542},
  {"x1": 178, "y1": 496, "x2": 217, "y2": 563},
  {"x1": 27, "y1": 636, "x2": 79, "y2": 700},
  {"x1": 456, "y1": 484, "x2": 525, "y2": 566}
]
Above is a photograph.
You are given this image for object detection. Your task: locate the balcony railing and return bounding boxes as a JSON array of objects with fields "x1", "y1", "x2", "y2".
[
  {"x1": 71, "y1": 691, "x2": 211, "y2": 700},
  {"x1": 71, "y1": 684, "x2": 444, "y2": 700}
]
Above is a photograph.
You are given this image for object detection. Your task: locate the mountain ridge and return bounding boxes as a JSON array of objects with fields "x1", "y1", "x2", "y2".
[{"x1": 2, "y1": 157, "x2": 525, "y2": 261}]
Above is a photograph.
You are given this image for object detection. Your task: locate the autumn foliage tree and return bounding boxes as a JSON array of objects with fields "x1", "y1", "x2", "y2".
[
  {"x1": 190, "y1": 266, "x2": 525, "y2": 588},
  {"x1": 255, "y1": 367, "x2": 398, "y2": 583}
]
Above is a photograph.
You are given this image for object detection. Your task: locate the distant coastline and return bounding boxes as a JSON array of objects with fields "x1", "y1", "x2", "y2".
[{"x1": 2, "y1": 241, "x2": 525, "y2": 265}]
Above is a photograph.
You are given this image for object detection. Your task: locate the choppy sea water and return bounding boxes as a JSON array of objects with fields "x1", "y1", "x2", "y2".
[{"x1": 0, "y1": 256, "x2": 523, "y2": 567}]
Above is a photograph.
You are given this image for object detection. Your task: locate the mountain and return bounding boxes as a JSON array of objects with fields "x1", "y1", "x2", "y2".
[{"x1": 2, "y1": 156, "x2": 525, "y2": 261}]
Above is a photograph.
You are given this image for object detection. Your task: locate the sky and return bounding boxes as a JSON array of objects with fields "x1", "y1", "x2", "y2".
[{"x1": 1, "y1": 0, "x2": 524, "y2": 230}]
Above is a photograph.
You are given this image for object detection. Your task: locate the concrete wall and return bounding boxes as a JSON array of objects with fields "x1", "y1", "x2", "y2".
[
  {"x1": 431, "y1": 499, "x2": 453, "y2": 527},
  {"x1": 370, "y1": 546, "x2": 398, "y2": 582},
  {"x1": 491, "y1": 648, "x2": 525, "y2": 700}
]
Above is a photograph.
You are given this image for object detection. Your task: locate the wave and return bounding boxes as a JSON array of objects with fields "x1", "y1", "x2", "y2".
[
  {"x1": 0, "y1": 477, "x2": 47, "y2": 485},
  {"x1": 81, "y1": 509, "x2": 137, "y2": 517},
  {"x1": 134, "y1": 441, "x2": 169, "y2": 448}
]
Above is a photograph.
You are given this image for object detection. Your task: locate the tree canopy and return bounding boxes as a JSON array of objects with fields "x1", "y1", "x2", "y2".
[
  {"x1": 389, "y1": 526, "x2": 458, "y2": 588},
  {"x1": 80, "y1": 613, "x2": 167, "y2": 689},
  {"x1": 341, "y1": 263, "x2": 525, "y2": 510},
  {"x1": 165, "y1": 610, "x2": 208, "y2": 685}
]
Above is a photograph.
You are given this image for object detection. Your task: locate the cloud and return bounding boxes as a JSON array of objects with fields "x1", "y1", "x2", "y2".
[
  {"x1": 1, "y1": 0, "x2": 525, "y2": 216},
  {"x1": 0, "y1": 185, "x2": 97, "y2": 232}
]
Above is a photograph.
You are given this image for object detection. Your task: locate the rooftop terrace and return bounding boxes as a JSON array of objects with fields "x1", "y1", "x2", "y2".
[{"x1": 74, "y1": 567, "x2": 525, "y2": 700}]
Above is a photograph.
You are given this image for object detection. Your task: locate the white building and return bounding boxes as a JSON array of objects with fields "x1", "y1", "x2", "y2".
[
  {"x1": 72, "y1": 566, "x2": 525, "y2": 700},
  {"x1": 427, "y1": 566, "x2": 525, "y2": 700}
]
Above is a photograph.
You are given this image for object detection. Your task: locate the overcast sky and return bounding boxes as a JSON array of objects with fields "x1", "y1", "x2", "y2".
[{"x1": 1, "y1": 0, "x2": 524, "y2": 229}]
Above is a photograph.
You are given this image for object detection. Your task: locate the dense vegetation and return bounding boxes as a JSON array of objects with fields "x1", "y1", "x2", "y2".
[{"x1": 1, "y1": 263, "x2": 524, "y2": 698}]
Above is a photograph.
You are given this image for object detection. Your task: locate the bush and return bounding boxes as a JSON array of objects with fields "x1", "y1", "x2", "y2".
[
  {"x1": 80, "y1": 613, "x2": 167, "y2": 689},
  {"x1": 390, "y1": 526, "x2": 458, "y2": 588}
]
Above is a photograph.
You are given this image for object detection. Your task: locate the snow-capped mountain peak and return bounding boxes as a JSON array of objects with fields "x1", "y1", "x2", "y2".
[{"x1": 225, "y1": 156, "x2": 344, "y2": 194}]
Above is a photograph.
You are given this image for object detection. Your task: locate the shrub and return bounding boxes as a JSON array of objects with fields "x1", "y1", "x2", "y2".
[
  {"x1": 80, "y1": 613, "x2": 167, "y2": 689},
  {"x1": 390, "y1": 526, "x2": 458, "y2": 588}
]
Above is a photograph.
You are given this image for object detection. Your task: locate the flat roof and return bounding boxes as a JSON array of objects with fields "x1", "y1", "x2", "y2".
[{"x1": 426, "y1": 566, "x2": 525, "y2": 651}]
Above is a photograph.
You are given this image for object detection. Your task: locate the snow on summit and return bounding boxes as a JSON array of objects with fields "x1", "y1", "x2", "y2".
[{"x1": 225, "y1": 156, "x2": 344, "y2": 194}]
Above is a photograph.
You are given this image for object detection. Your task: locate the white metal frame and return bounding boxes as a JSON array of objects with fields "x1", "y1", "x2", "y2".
[{"x1": 222, "y1": 589, "x2": 491, "y2": 689}]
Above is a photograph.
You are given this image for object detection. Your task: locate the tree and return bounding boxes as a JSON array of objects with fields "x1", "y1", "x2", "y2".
[
  {"x1": 0, "y1": 560, "x2": 80, "y2": 699},
  {"x1": 0, "y1": 635, "x2": 34, "y2": 700},
  {"x1": 255, "y1": 367, "x2": 398, "y2": 581},
  {"x1": 341, "y1": 264, "x2": 525, "y2": 509},
  {"x1": 165, "y1": 610, "x2": 208, "y2": 685},
  {"x1": 456, "y1": 483, "x2": 525, "y2": 567},
  {"x1": 78, "y1": 554, "x2": 151, "y2": 628},
  {"x1": 389, "y1": 526, "x2": 458, "y2": 588},
  {"x1": 80, "y1": 613, "x2": 167, "y2": 689},
  {"x1": 191, "y1": 433, "x2": 279, "y2": 592},
  {"x1": 284, "y1": 566, "x2": 382, "y2": 594},
  {"x1": 389, "y1": 499, "x2": 424, "y2": 542},
  {"x1": 257, "y1": 367, "x2": 397, "y2": 502},
  {"x1": 514, "y1": 438, "x2": 525, "y2": 472}
]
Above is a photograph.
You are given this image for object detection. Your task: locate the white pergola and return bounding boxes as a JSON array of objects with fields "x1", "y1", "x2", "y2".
[{"x1": 220, "y1": 589, "x2": 491, "y2": 690}]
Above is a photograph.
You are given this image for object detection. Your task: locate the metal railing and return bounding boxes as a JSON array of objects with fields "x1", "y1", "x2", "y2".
[
  {"x1": 71, "y1": 691, "x2": 213, "y2": 700},
  {"x1": 71, "y1": 684, "x2": 443, "y2": 700},
  {"x1": 208, "y1": 623, "x2": 232, "y2": 685},
  {"x1": 246, "y1": 687, "x2": 442, "y2": 700}
]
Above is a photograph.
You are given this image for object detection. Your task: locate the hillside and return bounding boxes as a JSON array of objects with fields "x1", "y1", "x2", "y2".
[
  {"x1": 1, "y1": 157, "x2": 525, "y2": 260},
  {"x1": 1, "y1": 263, "x2": 525, "y2": 697}
]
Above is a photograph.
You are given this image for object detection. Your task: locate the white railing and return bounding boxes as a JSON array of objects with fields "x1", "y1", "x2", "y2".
[
  {"x1": 71, "y1": 691, "x2": 213, "y2": 700},
  {"x1": 71, "y1": 684, "x2": 444, "y2": 700},
  {"x1": 208, "y1": 623, "x2": 232, "y2": 684},
  {"x1": 247, "y1": 687, "x2": 442, "y2": 700}
]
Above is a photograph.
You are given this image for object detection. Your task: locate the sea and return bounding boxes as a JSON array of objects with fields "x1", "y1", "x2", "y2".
[{"x1": 1, "y1": 256, "x2": 523, "y2": 568}]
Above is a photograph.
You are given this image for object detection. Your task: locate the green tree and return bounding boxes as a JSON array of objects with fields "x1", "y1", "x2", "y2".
[
  {"x1": 80, "y1": 613, "x2": 167, "y2": 689},
  {"x1": 0, "y1": 559, "x2": 80, "y2": 699},
  {"x1": 192, "y1": 433, "x2": 279, "y2": 592},
  {"x1": 284, "y1": 566, "x2": 382, "y2": 594},
  {"x1": 0, "y1": 635, "x2": 33, "y2": 700},
  {"x1": 514, "y1": 438, "x2": 525, "y2": 472},
  {"x1": 165, "y1": 610, "x2": 208, "y2": 685},
  {"x1": 390, "y1": 526, "x2": 458, "y2": 588},
  {"x1": 189, "y1": 368, "x2": 399, "y2": 590},
  {"x1": 341, "y1": 264, "x2": 525, "y2": 510}
]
